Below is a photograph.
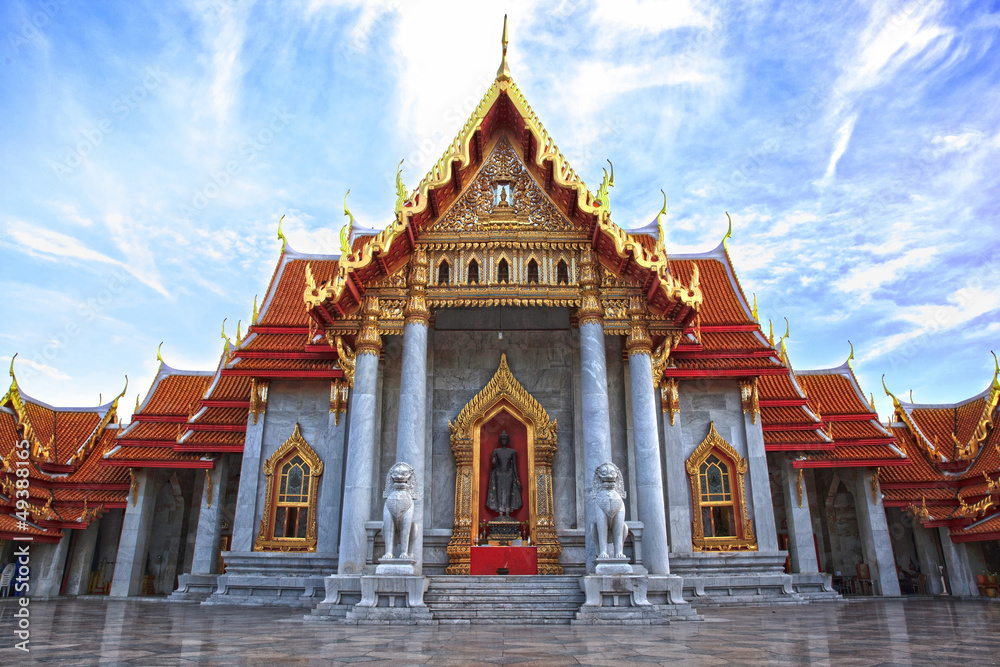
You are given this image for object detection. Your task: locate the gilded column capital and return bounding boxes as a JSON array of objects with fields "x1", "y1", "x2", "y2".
[
  {"x1": 355, "y1": 295, "x2": 382, "y2": 356},
  {"x1": 625, "y1": 295, "x2": 652, "y2": 356},
  {"x1": 404, "y1": 247, "x2": 430, "y2": 324},
  {"x1": 577, "y1": 248, "x2": 604, "y2": 326}
]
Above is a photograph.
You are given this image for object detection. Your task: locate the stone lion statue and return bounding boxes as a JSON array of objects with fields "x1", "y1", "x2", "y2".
[
  {"x1": 591, "y1": 462, "x2": 629, "y2": 559},
  {"x1": 382, "y1": 462, "x2": 419, "y2": 560}
]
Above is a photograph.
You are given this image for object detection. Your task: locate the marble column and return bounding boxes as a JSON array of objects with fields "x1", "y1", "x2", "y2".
[
  {"x1": 780, "y1": 458, "x2": 819, "y2": 573},
  {"x1": 578, "y1": 250, "x2": 612, "y2": 571},
  {"x1": 337, "y1": 296, "x2": 382, "y2": 575},
  {"x1": 661, "y1": 381, "x2": 692, "y2": 554},
  {"x1": 110, "y1": 468, "x2": 156, "y2": 597},
  {"x1": 64, "y1": 519, "x2": 101, "y2": 595},
  {"x1": 231, "y1": 399, "x2": 266, "y2": 553},
  {"x1": 387, "y1": 249, "x2": 430, "y2": 570},
  {"x1": 190, "y1": 456, "x2": 228, "y2": 575},
  {"x1": 625, "y1": 299, "x2": 670, "y2": 575},
  {"x1": 34, "y1": 532, "x2": 72, "y2": 597},
  {"x1": 912, "y1": 523, "x2": 945, "y2": 594},
  {"x1": 938, "y1": 527, "x2": 975, "y2": 596},
  {"x1": 854, "y1": 469, "x2": 901, "y2": 596},
  {"x1": 744, "y1": 398, "x2": 779, "y2": 552}
]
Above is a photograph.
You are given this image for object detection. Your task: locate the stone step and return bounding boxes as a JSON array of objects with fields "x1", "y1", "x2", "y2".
[
  {"x1": 432, "y1": 609, "x2": 578, "y2": 618},
  {"x1": 425, "y1": 596, "x2": 583, "y2": 605},
  {"x1": 427, "y1": 600, "x2": 581, "y2": 608}
]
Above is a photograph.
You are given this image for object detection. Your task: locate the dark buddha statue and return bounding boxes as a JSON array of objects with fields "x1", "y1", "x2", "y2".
[{"x1": 486, "y1": 430, "x2": 522, "y2": 516}]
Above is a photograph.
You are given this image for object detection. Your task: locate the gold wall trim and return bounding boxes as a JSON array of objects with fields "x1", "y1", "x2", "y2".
[{"x1": 446, "y1": 354, "x2": 562, "y2": 574}]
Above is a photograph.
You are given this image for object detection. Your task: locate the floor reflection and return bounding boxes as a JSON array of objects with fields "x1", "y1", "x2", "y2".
[{"x1": 0, "y1": 597, "x2": 997, "y2": 665}]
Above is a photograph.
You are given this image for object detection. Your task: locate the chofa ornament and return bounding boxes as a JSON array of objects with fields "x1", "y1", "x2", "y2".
[
  {"x1": 591, "y1": 462, "x2": 629, "y2": 560},
  {"x1": 382, "y1": 462, "x2": 419, "y2": 560}
]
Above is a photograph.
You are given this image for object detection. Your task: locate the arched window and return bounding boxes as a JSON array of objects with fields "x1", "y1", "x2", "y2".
[
  {"x1": 468, "y1": 259, "x2": 479, "y2": 285},
  {"x1": 255, "y1": 424, "x2": 323, "y2": 552},
  {"x1": 438, "y1": 260, "x2": 450, "y2": 285},
  {"x1": 274, "y1": 454, "x2": 311, "y2": 538},
  {"x1": 556, "y1": 260, "x2": 569, "y2": 285},
  {"x1": 527, "y1": 259, "x2": 539, "y2": 284},
  {"x1": 698, "y1": 455, "x2": 735, "y2": 538},
  {"x1": 685, "y1": 422, "x2": 756, "y2": 551},
  {"x1": 497, "y1": 258, "x2": 509, "y2": 284}
]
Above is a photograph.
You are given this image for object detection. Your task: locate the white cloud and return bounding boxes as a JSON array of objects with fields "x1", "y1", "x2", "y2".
[
  {"x1": 818, "y1": 114, "x2": 857, "y2": 186},
  {"x1": 2, "y1": 356, "x2": 72, "y2": 382},
  {"x1": 835, "y1": 246, "x2": 938, "y2": 296}
]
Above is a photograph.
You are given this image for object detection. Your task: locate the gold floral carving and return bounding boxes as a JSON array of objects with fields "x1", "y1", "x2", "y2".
[
  {"x1": 576, "y1": 249, "x2": 603, "y2": 326},
  {"x1": 869, "y1": 467, "x2": 880, "y2": 506},
  {"x1": 254, "y1": 423, "x2": 323, "y2": 552},
  {"x1": 625, "y1": 296, "x2": 652, "y2": 356},
  {"x1": 686, "y1": 422, "x2": 757, "y2": 552},
  {"x1": 431, "y1": 138, "x2": 576, "y2": 234},
  {"x1": 906, "y1": 496, "x2": 931, "y2": 523},
  {"x1": 661, "y1": 379, "x2": 680, "y2": 424},
  {"x1": 446, "y1": 354, "x2": 561, "y2": 574},
  {"x1": 303, "y1": 262, "x2": 336, "y2": 310},
  {"x1": 404, "y1": 248, "x2": 431, "y2": 323},
  {"x1": 796, "y1": 467, "x2": 804, "y2": 509},
  {"x1": 205, "y1": 468, "x2": 214, "y2": 508},
  {"x1": 249, "y1": 379, "x2": 269, "y2": 426},
  {"x1": 739, "y1": 379, "x2": 760, "y2": 425},
  {"x1": 355, "y1": 296, "x2": 382, "y2": 356},
  {"x1": 129, "y1": 468, "x2": 139, "y2": 507},
  {"x1": 651, "y1": 332, "x2": 681, "y2": 388},
  {"x1": 329, "y1": 334, "x2": 356, "y2": 388},
  {"x1": 329, "y1": 380, "x2": 349, "y2": 426}
]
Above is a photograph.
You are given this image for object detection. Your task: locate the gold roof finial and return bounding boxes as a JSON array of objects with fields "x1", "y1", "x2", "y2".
[
  {"x1": 8, "y1": 353, "x2": 17, "y2": 388},
  {"x1": 341, "y1": 190, "x2": 355, "y2": 255},
  {"x1": 723, "y1": 212, "x2": 733, "y2": 249},
  {"x1": 497, "y1": 14, "x2": 511, "y2": 82},
  {"x1": 277, "y1": 215, "x2": 287, "y2": 254},
  {"x1": 846, "y1": 340, "x2": 854, "y2": 370},
  {"x1": 991, "y1": 350, "x2": 999, "y2": 390},
  {"x1": 156, "y1": 342, "x2": 164, "y2": 364},
  {"x1": 750, "y1": 293, "x2": 759, "y2": 323}
]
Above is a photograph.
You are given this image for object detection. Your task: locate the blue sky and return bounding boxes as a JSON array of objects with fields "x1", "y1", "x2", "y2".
[{"x1": 1, "y1": 0, "x2": 998, "y2": 420}]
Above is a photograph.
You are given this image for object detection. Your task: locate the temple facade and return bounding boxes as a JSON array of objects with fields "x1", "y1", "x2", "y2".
[{"x1": 3, "y1": 30, "x2": 999, "y2": 619}]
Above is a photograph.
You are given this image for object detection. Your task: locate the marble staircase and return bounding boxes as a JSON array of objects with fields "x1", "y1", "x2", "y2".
[{"x1": 425, "y1": 575, "x2": 585, "y2": 624}]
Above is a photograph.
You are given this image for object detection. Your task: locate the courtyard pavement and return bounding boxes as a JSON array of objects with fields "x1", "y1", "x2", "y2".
[{"x1": 1, "y1": 596, "x2": 998, "y2": 665}]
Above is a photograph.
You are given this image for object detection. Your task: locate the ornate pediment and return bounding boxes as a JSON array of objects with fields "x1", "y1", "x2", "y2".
[{"x1": 429, "y1": 138, "x2": 577, "y2": 235}]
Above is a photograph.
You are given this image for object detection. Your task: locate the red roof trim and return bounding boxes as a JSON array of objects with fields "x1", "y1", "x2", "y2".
[
  {"x1": 248, "y1": 326, "x2": 311, "y2": 335},
  {"x1": 133, "y1": 414, "x2": 189, "y2": 423},
  {"x1": 100, "y1": 459, "x2": 214, "y2": 469},
  {"x1": 793, "y1": 459, "x2": 911, "y2": 469},
  {"x1": 220, "y1": 369, "x2": 343, "y2": 379},
  {"x1": 663, "y1": 368, "x2": 788, "y2": 378}
]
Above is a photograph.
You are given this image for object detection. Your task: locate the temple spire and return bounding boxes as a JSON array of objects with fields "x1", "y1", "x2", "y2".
[{"x1": 497, "y1": 14, "x2": 511, "y2": 82}]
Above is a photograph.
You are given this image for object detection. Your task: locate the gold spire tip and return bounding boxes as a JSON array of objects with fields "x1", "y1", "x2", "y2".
[{"x1": 497, "y1": 14, "x2": 511, "y2": 82}]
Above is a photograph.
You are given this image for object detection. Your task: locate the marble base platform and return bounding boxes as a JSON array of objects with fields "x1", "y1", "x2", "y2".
[
  {"x1": 202, "y1": 551, "x2": 337, "y2": 608},
  {"x1": 574, "y1": 573, "x2": 701, "y2": 625},
  {"x1": 310, "y1": 573, "x2": 434, "y2": 624},
  {"x1": 670, "y1": 551, "x2": 838, "y2": 606},
  {"x1": 168, "y1": 574, "x2": 218, "y2": 602}
]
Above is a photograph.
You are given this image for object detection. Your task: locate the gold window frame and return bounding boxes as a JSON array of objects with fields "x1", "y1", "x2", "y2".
[
  {"x1": 685, "y1": 421, "x2": 757, "y2": 552},
  {"x1": 254, "y1": 423, "x2": 324, "y2": 552}
]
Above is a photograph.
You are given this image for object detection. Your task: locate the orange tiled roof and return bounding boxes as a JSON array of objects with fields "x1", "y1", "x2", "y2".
[
  {"x1": 671, "y1": 256, "x2": 753, "y2": 326},
  {"x1": 257, "y1": 257, "x2": 339, "y2": 328},
  {"x1": 140, "y1": 374, "x2": 213, "y2": 415}
]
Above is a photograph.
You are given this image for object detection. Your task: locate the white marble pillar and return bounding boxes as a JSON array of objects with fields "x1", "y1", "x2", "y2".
[
  {"x1": 33, "y1": 532, "x2": 72, "y2": 597},
  {"x1": 64, "y1": 519, "x2": 101, "y2": 595},
  {"x1": 394, "y1": 321, "x2": 428, "y2": 570},
  {"x1": 190, "y1": 456, "x2": 228, "y2": 575},
  {"x1": 744, "y1": 408, "x2": 779, "y2": 552},
  {"x1": 780, "y1": 458, "x2": 819, "y2": 573},
  {"x1": 390, "y1": 251, "x2": 430, "y2": 571},
  {"x1": 110, "y1": 468, "x2": 156, "y2": 597},
  {"x1": 661, "y1": 386, "x2": 692, "y2": 554},
  {"x1": 231, "y1": 410, "x2": 265, "y2": 552},
  {"x1": 855, "y1": 469, "x2": 901, "y2": 596},
  {"x1": 938, "y1": 527, "x2": 975, "y2": 596},
  {"x1": 912, "y1": 523, "x2": 945, "y2": 594},
  {"x1": 627, "y1": 347, "x2": 671, "y2": 574},
  {"x1": 580, "y1": 320, "x2": 613, "y2": 570},
  {"x1": 337, "y1": 296, "x2": 383, "y2": 575}
]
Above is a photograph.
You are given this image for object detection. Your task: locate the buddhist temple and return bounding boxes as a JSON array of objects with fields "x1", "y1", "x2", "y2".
[{"x1": 2, "y1": 21, "x2": 998, "y2": 620}]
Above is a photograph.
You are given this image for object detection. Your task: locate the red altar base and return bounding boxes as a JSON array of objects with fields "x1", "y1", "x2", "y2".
[{"x1": 469, "y1": 546, "x2": 538, "y2": 575}]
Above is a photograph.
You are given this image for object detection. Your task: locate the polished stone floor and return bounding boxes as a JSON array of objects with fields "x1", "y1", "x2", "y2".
[{"x1": 1, "y1": 597, "x2": 998, "y2": 665}]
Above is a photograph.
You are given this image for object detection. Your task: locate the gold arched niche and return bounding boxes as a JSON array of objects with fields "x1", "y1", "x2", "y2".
[{"x1": 446, "y1": 354, "x2": 562, "y2": 574}]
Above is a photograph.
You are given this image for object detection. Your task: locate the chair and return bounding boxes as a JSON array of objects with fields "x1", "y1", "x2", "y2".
[
  {"x1": 856, "y1": 563, "x2": 874, "y2": 595},
  {"x1": 0, "y1": 563, "x2": 14, "y2": 597}
]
